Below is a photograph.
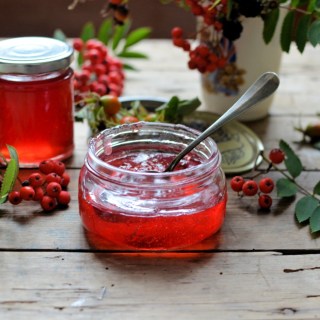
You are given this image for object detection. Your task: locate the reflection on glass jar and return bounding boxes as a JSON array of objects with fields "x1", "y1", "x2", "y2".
[
  {"x1": 0, "y1": 37, "x2": 74, "y2": 167},
  {"x1": 79, "y1": 122, "x2": 227, "y2": 250}
]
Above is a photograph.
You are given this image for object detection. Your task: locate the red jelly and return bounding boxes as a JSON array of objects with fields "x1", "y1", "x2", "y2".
[
  {"x1": 79, "y1": 122, "x2": 227, "y2": 250},
  {"x1": 0, "y1": 37, "x2": 74, "y2": 167}
]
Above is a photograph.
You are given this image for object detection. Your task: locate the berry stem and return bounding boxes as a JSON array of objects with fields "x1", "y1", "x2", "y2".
[{"x1": 260, "y1": 151, "x2": 314, "y2": 198}]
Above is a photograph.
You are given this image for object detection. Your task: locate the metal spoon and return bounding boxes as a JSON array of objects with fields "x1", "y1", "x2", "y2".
[{"x1": 164, "y1": 72, "x2": 280, "y2": 172}]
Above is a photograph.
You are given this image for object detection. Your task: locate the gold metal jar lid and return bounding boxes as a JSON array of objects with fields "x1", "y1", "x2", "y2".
[{"x1": 183, "y1": 111, "x2": 264, "y2": 174}]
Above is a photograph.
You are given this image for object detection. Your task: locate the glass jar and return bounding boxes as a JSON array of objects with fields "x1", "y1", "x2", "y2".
[
  {"x1": 79, "y1": 122, "x2": 227, "y2": 250},
  {"x1": 0, "y1": 37, "x2": 74, "y2": 167}
]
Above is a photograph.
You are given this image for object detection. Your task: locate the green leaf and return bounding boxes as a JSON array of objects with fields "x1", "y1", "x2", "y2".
[
  {"x1": 313, "y1": 181, "x2": 320, "y2": 195},
  {"x1": 53, "y1": 29, "x2": 67, "y2": 42},
  {"x1": 263, "y1": 8, "x2": 279, "y2": 44},
  {"x1": 97, "y1": 18, "x2": 113, "y2": 45},
  {"x1": 279, "y1": 139, "x2": 303, "y2": 178},
  {"x1": 295, "y1": 196, "x2": 319, "y2": 223},
  {"x1": 7, "y1": 145, "x2": 19, "y2": 164},
  {"x1": 0, "y1": 159, "x2": 19, "y2": 204},
  {"x1": 280, "y1": 10, "x2": 295, "y2": 52},
  {"x1": 276, "y1": 178, "x2": 298, "y2": 197},
  {"x1": 310, "y1": 206, "x2": 320, "y2": 233},
  {"x1": 124, "y1": 27, "x2": 152, "y2": 50},
  {"x1": 122, "y1": 63, "x2": 138, "y2": 71},
  {"x1": 296, "y1": 14, "x2": 312, "y2": 53},
  {"x1": 112, "y1": 24, "x2": 127, "y2": 51},
  {"x1": 177, "y1": 97, "x2": 202, "y2": 116},
  {"x1": 81, "y1": 22, "x2": 95, "y2": 42},
  {"x1": 308, "y1": 20, "x2": 320, "y2": 47},
  {"x1": 117, "y1": 51, "x2": 149, "y2": 59}
]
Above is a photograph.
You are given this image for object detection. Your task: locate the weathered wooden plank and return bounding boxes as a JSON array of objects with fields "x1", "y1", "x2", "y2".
[
  {"x1": 1, "y1": 251, "x2": 320, "y2": 320},
  {"x1": 1, "y1": 169, "x2": 320, "y2": 251}
]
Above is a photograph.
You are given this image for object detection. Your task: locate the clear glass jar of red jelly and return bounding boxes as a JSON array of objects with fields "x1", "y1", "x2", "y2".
[
  {"x1": 0, "y1": 37, "x2": 74, "y2": 167},
  {"x1": 79, "y1": 122, "x2": 227, "y2": 250}
]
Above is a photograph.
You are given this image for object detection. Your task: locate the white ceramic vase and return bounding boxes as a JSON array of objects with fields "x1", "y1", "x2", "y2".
[{"x1": 199, "y1": 16, "x2": 283, "y2": 121}]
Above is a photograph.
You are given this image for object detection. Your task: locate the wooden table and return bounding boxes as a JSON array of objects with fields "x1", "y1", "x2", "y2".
[{"x1": 1, "y1": 40, "x2": 320, "y2": 319}]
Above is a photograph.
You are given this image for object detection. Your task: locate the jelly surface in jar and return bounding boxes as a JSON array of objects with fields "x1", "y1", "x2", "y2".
[{"x1": 79, "y1": 148, "x2": 227, "y2": 250}]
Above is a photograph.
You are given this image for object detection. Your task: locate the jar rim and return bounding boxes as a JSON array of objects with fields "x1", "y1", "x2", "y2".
[
  {"x1": 85, "y1": 122, "x2": 221, "y2": 184},
  {"x1": 0, "y1": 37, "x2": 73, "y2": 74}
]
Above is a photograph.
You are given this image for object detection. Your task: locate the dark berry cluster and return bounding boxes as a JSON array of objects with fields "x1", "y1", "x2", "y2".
[
  {"x1": 230, "y1": 148, "x2": 285, "y2": 210},
  {"x1": 8, "y1": 160, "x2": 71, "y2": 212},
  {"x1": 171, "y1": 0, "x2": 280, "y2": 74},
  {"x1": 103, "y1": 0, "x2": 130, "y2": 25},
  {"x1": 73, "y1": 38, "x2": 125, "y2": 101}
]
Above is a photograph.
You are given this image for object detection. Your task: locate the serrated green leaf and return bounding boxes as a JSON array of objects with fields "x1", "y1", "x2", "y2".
[
  {"x1": 122, "y1": 63, "x2": 138, "y2": 71},
  {"x1": 177, "y1": 97, "x2": 201, "y2": 115},
  {"x1": 263, "y1": 8, "x2": 279, "y2": 44},
  {"x1": 97, "y1": 18, "x2": 113, "y2": 45},
  {"x1": 295, "y1": 196, "x2": 319, "y2": 223},
  {"x1": 276, "y1": 178, "x2": 298, "y2": 197},
  {"x1": 117, "y1": 51, "x2": 149, "y2": 59},
  {"x1": 124, "y1": 27, "x2": 152, "y2": 50},
  {"x1": 296, "y1": 14, "x2": 312, "y2": 53},
  {"x1": 7, "y1": 145, "x2": 19, "y2": 164},
  {"x1": 310, "y1": 206, "x2": 320, "y2": 232},
  {"x1": 53, "y1": 29, "x2": 67, "y2": 42},
  {"x1": 111, "y1": 20, "x2": 132, "y2": 51},
  {"x1": 0, "y1": 159, "x2": 18, "y2": 204},
  {"x1": 308, "y1": 20, "x2": 320, "y2": 47},
  {"x1": 279, "y1": 139, "x2": 303, "y2": 178},
  {"x1": 81, "y1": 22, "x2": 95, "y2": 42},
  {"x1": 280, "y1": 11, "x2": 295, "y2": 52},
  {"x1": 313, "y1": 181, "x2": 320, "y2": 195}
]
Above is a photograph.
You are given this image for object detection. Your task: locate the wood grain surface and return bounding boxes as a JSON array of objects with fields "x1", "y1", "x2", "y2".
[{"x1": 1, "y1": 40, "x2": 320, "y2": 320}]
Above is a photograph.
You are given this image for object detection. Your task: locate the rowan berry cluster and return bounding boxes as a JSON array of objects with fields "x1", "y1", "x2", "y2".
[
  {"x1": 73, "y1": 38, "x2": 125, "y2": 101},
  {"x1": 230, "y1": 148, "x2": 285, "y2": 209},
  {"x1": 8, "y1": 160, "x2": 71, "y2": 212}
]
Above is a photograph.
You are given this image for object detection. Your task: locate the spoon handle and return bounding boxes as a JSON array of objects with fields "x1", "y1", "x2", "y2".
[{"x1": 165, "y1": 72, "x2": 280, "y2": 172}]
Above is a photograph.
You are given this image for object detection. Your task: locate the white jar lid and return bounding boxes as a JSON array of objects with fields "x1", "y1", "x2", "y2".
[{"x1": 0, "y1": 37, "x2": 73, "y2": 74}]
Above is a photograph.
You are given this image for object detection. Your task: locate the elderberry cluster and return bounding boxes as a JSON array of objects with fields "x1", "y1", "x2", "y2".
[
  {"x1": 73, "y1": 38, "x2": 125, "y2": 101},
  {"x1": 230, "y1": 148, "x2": 285, "y2": 210},
  {"x1": 8, "y1": 160, "x2": 71, "y2": 212}
]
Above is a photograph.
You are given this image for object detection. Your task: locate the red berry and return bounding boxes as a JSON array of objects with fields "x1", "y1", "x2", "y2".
[
  {"x1": 40, "y1": 195, "x2": 57, "y2": 212},
  {"x1": 258, "y1": 194, "x2": 273, "y2": 209},
  {"x1": 28, "y1": 172, "x2": 44, "y2": 188},
  {"x1": 20, "y1": 186, "x2": 35, "y2": 201},
  {"x1": 8, "y1": 191, "x2": 22, "y2": 205},
  {"x1": 61, "y1": 172, "x2": 70, "y2": 188},
  {"x1": 259, "y1": 177, "x2": 274, "y2": 194},
  {"x1": 242, "y1": 180, "x2": 258, "y2": 196},
  {"x1": 39, "y1": 160, "x2": 55, "y2": 174},
  {"x1": 73, "y1": 38, "x2": 84, "y2": 51},
  {"x1": 171, "y1": 27, "x2": 183, "y2": 38},
  {"x1": 230, "y1": 176, "x2": 245, "y2": 192},
  {"x1": 46, "y1": 182, "x2": 62, "y2": 198},
  {"x1": 45, "y1": 173, "x2": 62, "y2": 184},
  {"x1": 269, "y1": 148, "x2": 285, "y2": 164},
  {"x1": 52, "y1": 161, "x2": 65, "y2": 176},
  {"x1": 57, "y1": 191, "x2": 71, "y2": 206},
  {"x1": 34, "y1": 187, "x2": 45, "y2": 201}
]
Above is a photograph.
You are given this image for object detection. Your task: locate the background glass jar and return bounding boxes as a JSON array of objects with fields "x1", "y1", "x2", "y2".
[
  {"x1": 0, "y1": 37, "x2": 74, "y2": 167},
  {"x1": 79, "y1": 122, "x2": 227, "y2": 250}
]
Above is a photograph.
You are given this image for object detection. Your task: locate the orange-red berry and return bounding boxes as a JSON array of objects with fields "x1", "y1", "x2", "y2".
[
  {"x1": 259, "y1": 177, "x2": 274, "y2": 194},
  {"x1": 230, "y1": 176, "x2": 245, "y2": 192},
  {"x1": 258, "y1": 194, "x2": 273, "y2": 209},
  {"x1": 242, "y1": 180, "x2": 258, "y2": 196}
]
